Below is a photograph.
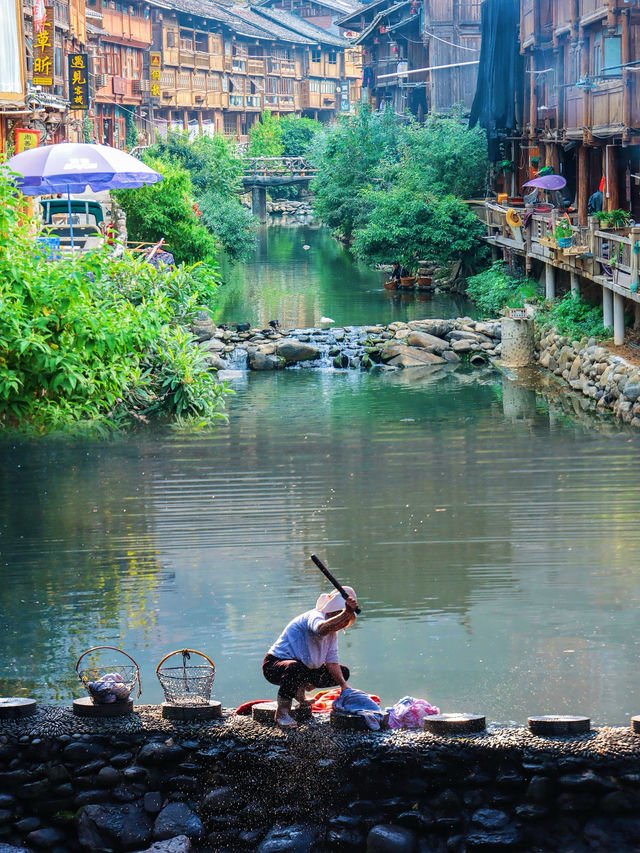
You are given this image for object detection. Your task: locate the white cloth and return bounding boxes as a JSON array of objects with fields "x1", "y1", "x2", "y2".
[
  {"x1": 315, "y1": 585, "x2": 356, "y2": 614},
  {"x1": 268, "y1": 609, "x2": 339, "y2": 669}
]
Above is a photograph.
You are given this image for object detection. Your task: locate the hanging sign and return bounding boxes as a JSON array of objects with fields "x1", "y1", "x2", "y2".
[
  {"x1": 32, "y1": 5, "x2": 54, "y2": 87},
  {"x1": 339, "y1": 81, "x2": 350, "y2": 112},
  {"x1": 15, "y1": 128, "x2": 41, "y2": 152},
  {"x1": 68, "y1": 53, "x2": 90, "y2": 110},
  {"x1": 149, "y1": 51, "x2": 161, "y2": 100}
]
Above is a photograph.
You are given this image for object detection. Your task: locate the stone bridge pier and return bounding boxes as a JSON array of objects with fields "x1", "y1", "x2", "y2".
[{"x1": 251, "y1": 186, "x2": 267, "y2": 221}]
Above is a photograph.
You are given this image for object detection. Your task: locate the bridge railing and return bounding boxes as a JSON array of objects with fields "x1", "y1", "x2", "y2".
[{"x1": 241, "y1": 156, "x2": 317, "y2": 179}]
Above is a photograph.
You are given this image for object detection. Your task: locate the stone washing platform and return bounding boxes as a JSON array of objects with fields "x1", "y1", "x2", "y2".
[{"x1": 3, "y1": 705, "x2": 640, "y2": 852}]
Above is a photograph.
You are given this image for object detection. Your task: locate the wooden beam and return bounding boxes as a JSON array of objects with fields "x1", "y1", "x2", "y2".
[{"x1": 578, "y1": 143, "x2": 588, "y2": 226}]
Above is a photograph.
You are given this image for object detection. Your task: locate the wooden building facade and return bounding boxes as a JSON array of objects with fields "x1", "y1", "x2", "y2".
[
  {"x1": 474, "y1": 0, "x2": 640, "y2": 347},
  {"x1": 336, "y1": 0, "x2": 481, "y2": 118}
]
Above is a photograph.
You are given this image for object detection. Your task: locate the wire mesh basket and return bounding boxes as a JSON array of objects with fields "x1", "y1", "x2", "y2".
[
  {"x1": 156, "y1": 649, "x2": 215, "y2": 706},
  {"x1": 76, "y1": 646, "x2": 142, "y2": 705}
]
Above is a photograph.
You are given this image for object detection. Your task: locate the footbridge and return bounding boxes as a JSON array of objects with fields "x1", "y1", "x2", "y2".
[{"x1": 242, "y1": 156, "x2": 317, "y2": 219}]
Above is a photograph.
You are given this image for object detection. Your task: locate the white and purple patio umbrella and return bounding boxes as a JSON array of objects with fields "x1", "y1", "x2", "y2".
[
  {"x1": 5, "y1": 142, "x2": 162, "y2": 250},
  {"x1": 522, "y1": 174, "x2": 567, "y2": 191}
]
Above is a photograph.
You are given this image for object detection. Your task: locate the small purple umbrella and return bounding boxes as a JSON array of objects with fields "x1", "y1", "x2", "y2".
[
  {"x1": 522, "y1": 174, "x2": 567, "y2": 190},
  {"x1": 6, "y1": 142, "x2": 162, "y2": 250}
]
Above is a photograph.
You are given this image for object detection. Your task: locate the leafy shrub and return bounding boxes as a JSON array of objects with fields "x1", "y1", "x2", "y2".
[
  {"x1": 539, "y1": 293, "x2": 610, "y2": 339},
  {"x1": 0, "y1": 171, "x2": 227, "y2": 433},
  {"x1": 466, "y1": 262, "x2": 539, "y2": 315},
  {"x1": 198, "y1": 191, "x2": 258, "y2": 259},
  {"x1": 113, "y1": 160, "x2": 218, "y2": 265}
]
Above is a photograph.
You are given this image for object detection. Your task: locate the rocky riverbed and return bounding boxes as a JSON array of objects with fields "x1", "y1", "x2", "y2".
[
  {"x1": 191, "y1": 315, "x2": 502, "y2": 374},
  {"x1": 2, "y1": 706, "x2": 640, "y2": 853}
]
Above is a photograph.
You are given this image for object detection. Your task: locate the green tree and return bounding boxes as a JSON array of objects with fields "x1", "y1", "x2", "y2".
[
  {"x1": 280, "y1": 116, "x2": 321, "y2": 156},
  {"x1": 248, "y1": 110, "x2": 284, "y2": 157},
  {"x1": 352, "y1": 189, "x2": 487, "y2": 272},
  {"x1": 146, "y1": 131, "x2": 244, "y2": 196},
  {"x1": 113, "y1": 159, "x2": 218, "y2": 265},
  {"x1": 309, "y1": 105, "x2": 403, "y2": 241},
  {"x1": 198, "y1": 191, "x2": 258, "y2": 260}
]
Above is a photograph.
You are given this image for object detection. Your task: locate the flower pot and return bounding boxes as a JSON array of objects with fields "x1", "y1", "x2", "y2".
[{"x1": 557, "y1": 237, "x2": 572, "y2": 248}]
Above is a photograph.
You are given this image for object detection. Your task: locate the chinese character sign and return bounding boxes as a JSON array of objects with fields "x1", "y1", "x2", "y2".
[
  {"x1": 68, "y1": 53, "x2": 89, "y2": 110},
  {"x1": 32, "y1": 5, "x2": 54, "y2": 87},
  {"x1": 33, "y1": 0, "x2": 46, "y2": 33},
  {"x1": 149, "y1": 51, "x2": 161, "y2": 101},
  {"x1": 15, "y1": 129, "x2": 41, "y2": 153}
]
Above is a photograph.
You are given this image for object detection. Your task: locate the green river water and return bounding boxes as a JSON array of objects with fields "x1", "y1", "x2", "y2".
[{"x1": 1, "y1": 225, "x2": 640, "y2": 725}]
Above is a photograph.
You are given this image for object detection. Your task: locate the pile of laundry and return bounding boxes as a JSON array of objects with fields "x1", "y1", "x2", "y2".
[
  {"x1": 313, "y1": 689, "x2": 440, "y2": 732},
  {"x1": 86, "y1": 672, "x2": 131, "y2": 704}
]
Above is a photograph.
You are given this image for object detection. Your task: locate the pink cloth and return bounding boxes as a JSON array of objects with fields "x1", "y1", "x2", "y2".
[{"x1": 387, "y1": 696, "x2": 440, "y2": 729}]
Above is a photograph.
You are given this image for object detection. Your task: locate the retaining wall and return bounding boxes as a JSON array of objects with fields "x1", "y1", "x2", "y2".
[{"x1": 2, "y1": 706, "x2": 640, "y2": 852}]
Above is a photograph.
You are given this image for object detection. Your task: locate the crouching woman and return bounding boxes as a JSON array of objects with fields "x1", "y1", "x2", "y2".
[{"x1": 262, "y1": 587, "x2": 358, "y2": 728}]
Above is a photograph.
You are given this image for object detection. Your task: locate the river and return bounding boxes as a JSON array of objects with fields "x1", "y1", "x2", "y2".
[{"x1": 1, "y1": 225, "x2": 640, "y2": 725}]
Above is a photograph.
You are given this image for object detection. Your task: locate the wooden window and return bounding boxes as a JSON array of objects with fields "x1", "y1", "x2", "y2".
[
  {"x1": 195, "y1": 32, "x2": 208, "y2": 52},
  {"x1": 166, "y1": 30, "x2": 176, "y2": 48},
  {"x1": 311, "y1": 48, "x2": 321, "y2": 63},
  {"x1": 328, "y1": 50, "x2": 337, "y2": 64},
  {"x1": 310, "y1": 79, "x2": 320, "y2": 92},
  {"x1": 603, "y1": 34, "x2": 622, "y2": 78},
  {"x1": 208, "y1": 75, "x2": 220, "y2": 91},
  {"x1": 180, "y1": 30, "x2": 194, "y2": 50}
]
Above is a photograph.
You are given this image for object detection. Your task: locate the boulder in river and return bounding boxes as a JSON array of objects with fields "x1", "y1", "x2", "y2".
[
  {"x1": 406, "y1": 331, "x2": 450, "y2": 353},
  {"x1": 407, "y1": 319, "x2": 454, "y2": 338},
  {"x1": 276, "y1": 339, "x2": 320, "y2": 363},
  {"x1": 249, "y1": 351, "x2": 284, "y2": 371},
  {"x1": 382, "y1": 344, "x2": 446, "y2": 368}
]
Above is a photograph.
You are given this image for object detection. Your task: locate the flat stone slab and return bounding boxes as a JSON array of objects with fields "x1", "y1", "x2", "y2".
[
  {"x1": 630, "y1": 716, "x2": 640, "y2": 735},
  {"x1": 162, "y1": 701, "x2": 222, "y2": 721},
  {"x1": 251, "y1": 702, "x2": 312, "y2": 726},
  {"x1": 73, "y1": 697, "x2": 134, "y2": 717},
  {"x1": 330, "y1": 711, "x2": 389, "y2": 731},
  {"x1": 528, "y1": 715, "x2": 590, "y2": 736},
  {"x1": 424, "y1": 714, "x2": 486, "y2": 735},
  {"x1": 0, "y1": 698, "x2": 37, "y2": 719}
]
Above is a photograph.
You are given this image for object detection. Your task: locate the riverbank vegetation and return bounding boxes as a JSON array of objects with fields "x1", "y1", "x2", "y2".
[
  {"x1": 0, "y1": 172, "x2": 228, "y2": 434},
  {"x1": 467, "y1": 261, "x2": 609, "y2": 338},
  {"x1": 117, "y1": 132, "x2": 257, "y2": 260},
  {"x1": 309, "y1": 106, "x2": 489, "y2": 271}
]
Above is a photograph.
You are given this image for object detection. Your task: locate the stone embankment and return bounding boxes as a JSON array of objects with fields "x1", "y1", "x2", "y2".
[
  {"x1": 537, "y1": 331, "x2": 640, "y2": 426},
  {"x1": 3, "y1": 707, "x2": 640, "y2": 853},
  {"x1": 191, "y1": 314, "x2": 502, "y2": 374}
]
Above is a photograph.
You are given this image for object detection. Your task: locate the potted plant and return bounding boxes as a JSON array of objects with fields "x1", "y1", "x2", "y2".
[
  {"x1": 554, "y1": 219, "x2": 573, "y2": 248},
  {"x1": 594, "y1": 209, "x2": 631, "y2": 231}
]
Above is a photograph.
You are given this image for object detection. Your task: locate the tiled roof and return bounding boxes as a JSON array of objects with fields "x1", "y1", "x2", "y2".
[
  {"x1": 254, "y1": 0, "x2": 362, "y2": 15},
  {"x1": 224, "y1": 5, "x2": 316, "y2": 43},
  {"x1": 252, "y1": 6, "x2": 350, "y2": 46}
]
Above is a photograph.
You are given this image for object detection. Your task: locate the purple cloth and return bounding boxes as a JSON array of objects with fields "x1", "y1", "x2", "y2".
[
  {"x1": 522, "y1": 175, "x2": 567, "y2": 191},
  {"x1": 6, "y1": 142, "x2": 162, "y2": 195}
]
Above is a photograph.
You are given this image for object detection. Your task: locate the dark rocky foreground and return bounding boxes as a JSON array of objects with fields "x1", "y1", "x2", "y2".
[{"x1": 2, "y1": 706, "x2": 640, "y2": 852}]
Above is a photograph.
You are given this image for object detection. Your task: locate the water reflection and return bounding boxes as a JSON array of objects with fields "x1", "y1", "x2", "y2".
[
  {"x1": 2, "y1": 368, "x2": 640, "y2": 724},
  {"x1": 217, "y1": 224, "x2": 476, "y2": 329}
]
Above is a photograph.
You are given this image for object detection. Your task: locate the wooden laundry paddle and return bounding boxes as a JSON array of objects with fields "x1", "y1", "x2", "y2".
[{"x1": 310, "y1": 554, "x2": 361, "y2": 614}]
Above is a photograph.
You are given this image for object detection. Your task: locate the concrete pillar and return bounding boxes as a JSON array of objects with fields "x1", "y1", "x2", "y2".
[
  {"x1": 545, "y1": 264, "x2": 556, "y2": 299},
  {"x1": 613, "y1": 291, "x2": 625, "y2": 345},
  {"x1": 501, "y1": 318, "x2": 535, "y2": 367},
  {"x1": 603, "y1": 287, "x2": 613, "y2": 329},
  {"x1": 251, "y1": 186, "x2": 267, "y2": 221},
  {"x1": 570, "y1": 272, "x2": 580, "y2": 298}
]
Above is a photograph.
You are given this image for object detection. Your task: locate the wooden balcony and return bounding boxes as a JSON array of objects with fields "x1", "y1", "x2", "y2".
[
  {"x1": 101, "y1": 8, "x2": 151, "y2": 44},
  {"x1": 247, "y1": 58, "x2": 265, "y2": 76}
]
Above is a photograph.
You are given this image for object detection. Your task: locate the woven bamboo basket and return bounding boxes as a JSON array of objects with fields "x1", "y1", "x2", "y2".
[
  {"x1": 156, "y1": 649, "x2": 215, "y2": 706},
  {"x1": 76, "y1": 646, "x2": 141, "y2": 705}
]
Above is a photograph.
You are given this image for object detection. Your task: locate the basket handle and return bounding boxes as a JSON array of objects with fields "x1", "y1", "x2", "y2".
[
  {"x1": 156, "y1": 649, "x2": 215, "y2": 673},
  {"x1": 75, "y1": 645, "x2": 142, "y2": 698}
]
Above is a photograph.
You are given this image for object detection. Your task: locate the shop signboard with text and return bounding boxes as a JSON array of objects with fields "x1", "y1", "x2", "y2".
[
  {"x1": 68, "y1": 53, "x2": 89, "y2": 110},
  {"x1": 32, "y1": 5, "x2": 54, "y2": 87}
]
